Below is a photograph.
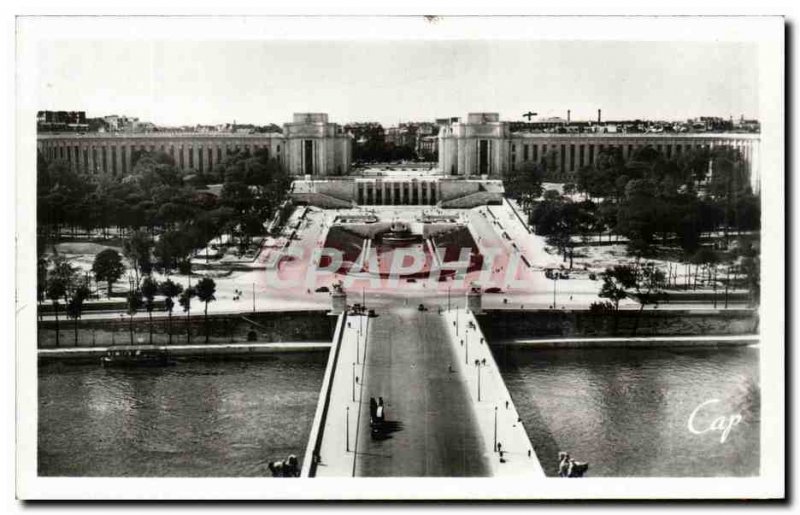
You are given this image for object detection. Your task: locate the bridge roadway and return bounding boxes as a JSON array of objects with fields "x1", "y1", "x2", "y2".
[
  {"x1": 354, "y1": 303, "x2": 489, "y2": 476},
  {"x1": 305, "y1": 298, "x2": 545, "y2": 478}
]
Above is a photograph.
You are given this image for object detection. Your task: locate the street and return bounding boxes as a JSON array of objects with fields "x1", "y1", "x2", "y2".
[{"x1": 354, "y1": 303, "x2": 490, "y2": 476}]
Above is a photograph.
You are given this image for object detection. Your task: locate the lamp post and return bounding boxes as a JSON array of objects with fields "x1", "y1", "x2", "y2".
[
  {"x1": 554, "y1": 275, "x2": 557, "y2": 308},
  {"x1": 346, "y1": 406, "x2": 350, "y2": 452},
  {"x1": 465, "y1": 327, "x2": 469, "y2": 365},
  {"x1": 545, "y1": 268, "x2": 558, "y2": 309},
  {"x1": 474, "y1": 359, "x2": 486, "y2": 401},
  {"x1": 352, "y1": 362, "x2": 356, "y2": 402},
  {"x1": 713, "y1": 265, "x2": 718, "y2": 309},
  {"x1": 725, "y1": 264, "x2": 731, "y2": 309},
  {"x1": 493, "y1": 406, "x2": 498, "y2": 452},
  {"x1": 355, "y1": 323, "x2": 360, "y2": 364}
]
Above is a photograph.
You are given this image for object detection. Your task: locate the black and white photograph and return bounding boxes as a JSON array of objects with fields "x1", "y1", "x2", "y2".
[{"x1": 13, "y1": 14, "x2": 785, "y2": 501}]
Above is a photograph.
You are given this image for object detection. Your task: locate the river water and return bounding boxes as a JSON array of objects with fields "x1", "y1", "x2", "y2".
[
  {"x1": 38, "y1": 355, "x2": 326, "y2": 477},
  {"x1": 496, "y1": 346, "x2": 760, "y2": 477},
  {"x1": 39, "y1": 346, "x2": 759, "y2": 478}
]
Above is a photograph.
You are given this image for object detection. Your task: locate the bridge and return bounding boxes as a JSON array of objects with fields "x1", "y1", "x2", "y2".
[{"x1": 301, "y1": 303, "x2": 545, "y2": 478}]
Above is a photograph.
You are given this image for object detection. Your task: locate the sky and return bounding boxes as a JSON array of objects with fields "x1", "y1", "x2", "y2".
[{"x1": 36, "y1": 39, "x2": 759, "y2": 127}]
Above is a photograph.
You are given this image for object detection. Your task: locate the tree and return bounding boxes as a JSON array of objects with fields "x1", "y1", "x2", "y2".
[
  {"x1": 126, "y1": 289, "x2": 143, "y2": 345},
  {"x1": 531, "y1": 194, "x2": 586, "y2": 268},
  {"x1": 616, "y1": 179, "x2": 660, "y2": 251},
  {"x1": 92, "y1": 249, "x2": 125, "y2": 298},
  {"x1": 195, "y1": 277, "x2": 217, "y2": 343},
  {"x1": 503, "y1": 162, "x2": 544, "y2": 215},
  {"x1": 740, "y1": 255, "x2": 760, "y2": 308},
  {"x1": 690, "y1": 247, "x2": 720, "y2": 291},
  {"x1": 159, "y1": 279, "x2": 184, "y2": 345},
  {"x1": 65, "y1": 281, "x2": 91, "y2": 345},
  {"x1": 46, "y1": 257, "x2": 77, "y2": 347},
  {"x1": 598, "y1": 263, "x2": 666, "y2": 335},
  {"x1": 123, "y1": 230, "x2": 154, "y2": 285},
  {"x1": 46, "y1": 276, "x2": 68, "y2": 347},
  {"x1": 598, "y1": 265, "x2": 637, "y2": 311},
  {"x1": 154, "y1": 229, "x2": 194, "y2": 275},
  {"x1": 140, "y1": 276, "x2": 159, "y2": 345},
  {"x1": 630, "y1": 262, "x2": 668, "y2": 336},
  {"x1": 178, "y1": 286, "x2": 196, "y2": 344},
  {"x1": 37, "y1": 256, "x2": 49, "y2": 317}
]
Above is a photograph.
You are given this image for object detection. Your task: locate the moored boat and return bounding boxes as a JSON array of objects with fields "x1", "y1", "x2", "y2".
[{"x1": 100, "y1": 345, "x2": 176, "y2": 367}]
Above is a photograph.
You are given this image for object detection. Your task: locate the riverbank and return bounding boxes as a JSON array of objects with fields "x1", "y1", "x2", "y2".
[
  {"x1": 38, "y1": 341, "x2": 331, "y2": 363},
  {"x1": 492, "y1": 334, "x2": 759, "y2": 349}
]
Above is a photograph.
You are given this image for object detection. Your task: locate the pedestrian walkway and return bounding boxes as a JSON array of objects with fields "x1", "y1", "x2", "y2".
[
  {"x1": 307, "y1": 313, "x2": 369, "y2": 476},
  {"x1": 443, "y1": 307, "x2": 545, "y2": 478}
]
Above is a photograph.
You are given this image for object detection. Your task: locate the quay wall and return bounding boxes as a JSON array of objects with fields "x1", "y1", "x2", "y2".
[
  {"x1": 37, "y1": 310, "x2": 336, "y2": 348},
  {"x1": 479, "y1": 309, "x2": 759, "y2": 341}
]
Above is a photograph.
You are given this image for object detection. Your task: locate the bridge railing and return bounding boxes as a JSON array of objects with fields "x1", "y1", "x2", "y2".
[{"x1": 301, "y1": 313, "x2": 346, "y2": 477}]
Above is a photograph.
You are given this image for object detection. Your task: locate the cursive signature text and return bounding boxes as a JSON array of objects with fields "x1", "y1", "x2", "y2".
[{"x1": 687, "y1": 399, "x2": 742, "y2": 443}]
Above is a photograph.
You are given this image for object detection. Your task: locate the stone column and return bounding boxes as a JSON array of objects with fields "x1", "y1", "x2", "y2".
[
  {"x1": 79, "y1": 144, "x2": 86, "y2": 173},
  {"x1": 113, "y1": 143, "x2": 121, "y2": 176},
  {"x1": 99, "y1": 144, "x2": 107, "y2": 175},
  {"x1": 182, "y1": 144, "x2": 190, "y2": 171},
  {"x1": 191, "y1": 144, "x2": 199, "y2": 172},
  {"x1": 124, "y1": 144, "x2": 132, "y2": 173},
  {"x1": 457, "y1": 138, "x2": 466, "y2": 176},
  {"x1": 567, "y1": 143, "x2": 573, "y2": 173},
  {"x1": 87, "y1": 142, "x2": 96, "y2": 175},
  {"x1": 319, "y1": 139, "x2": 327, "y2": 176}
]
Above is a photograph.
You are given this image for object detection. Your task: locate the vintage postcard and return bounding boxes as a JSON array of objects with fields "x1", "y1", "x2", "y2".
[{"x1": 15, "y1": 15, "x2": 785, "y2": 500}]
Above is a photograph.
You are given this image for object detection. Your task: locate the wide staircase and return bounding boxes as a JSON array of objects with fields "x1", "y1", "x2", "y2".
[{"x1": 291, "y1": 191, "x2": 354, "y2": 209}]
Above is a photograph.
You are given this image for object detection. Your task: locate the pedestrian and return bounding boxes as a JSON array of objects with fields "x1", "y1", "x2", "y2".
[
  {"x1": 285, "y1": 455, "x2": 299, "y2": 477},
  {"x1": 558, "y1": 452, "x2": 570, "y2": 477},
  {"x1": 267, "y1": 460, "x2": 283, "y2": 478},
  {"x1": 369, "y1": 397, "x2": 377, "y2": 423}
]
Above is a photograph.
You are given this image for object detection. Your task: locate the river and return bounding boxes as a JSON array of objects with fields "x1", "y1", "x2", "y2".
[
  {"x1": 39, "y1": 345, "x2": 759, "y2": 477},
  {"x1": 38, "y1": 355, "x2": 326, "y2": 477},
  {"x1": 496, "y1": 345, "x2": 760, "y2": 477}
]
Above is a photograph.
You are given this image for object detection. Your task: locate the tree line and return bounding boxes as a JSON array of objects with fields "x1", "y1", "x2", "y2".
[
  {"x1": 37, "y1": 146, "x2": 291, "y2": 346},
  {"x1": 505, "y1": 145, "x2": 759, "y2": 258},
  {"x1": 505, "y1": 144, "x2": 761, "y2": 306},
  {"x1": 38, "y1": 147, "x2": 291, "y2": 255},
  {"x1": 40, "y1": 250, "x2": 218, "y2": 348}
]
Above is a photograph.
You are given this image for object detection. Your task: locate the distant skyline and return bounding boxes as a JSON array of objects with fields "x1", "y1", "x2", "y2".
[{"x1": 37, "y1": 40, "x2": 759, "y2": 127}]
